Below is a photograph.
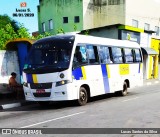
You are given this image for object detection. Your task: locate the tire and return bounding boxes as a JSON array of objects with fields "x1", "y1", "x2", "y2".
[
  {"x1": 37, "y1": 101, "x2": 50, "y2": 106},
  {"x1": 77, "y1": 87, "x2": 88, "y2": 106},
  {"x1": 120, "y1": 82, "x2": 128, "y2": 96}
]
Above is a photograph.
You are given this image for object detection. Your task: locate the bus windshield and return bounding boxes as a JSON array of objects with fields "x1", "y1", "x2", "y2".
[{"x1": 24, "y1": 38, "x2": 74, "y2": 74}]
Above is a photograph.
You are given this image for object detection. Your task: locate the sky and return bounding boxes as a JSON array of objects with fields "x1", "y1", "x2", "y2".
[{"x1": 0, "y1": 0, "x2": 39, "y2": 34}]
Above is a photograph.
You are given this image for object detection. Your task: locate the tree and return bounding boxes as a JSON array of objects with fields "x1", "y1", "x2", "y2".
[
  {"x1": 34, "y1": 32, "x2": 52, "y2": 40},
  {"x1": 17, "y1": 24, "x2": 30, "y2": 38},
  {"x1": 0, "y1": 14, "x2": 19, "y2": 32},
  {"x1": 0, "y1": 24, "x2": 18, "y2": 49},
  {"x1": 0, "y1": 14, "x2": 54, "y2": 49},
  {"x1": 0, "y1": 23, "x2": 53, "y2": 50}
]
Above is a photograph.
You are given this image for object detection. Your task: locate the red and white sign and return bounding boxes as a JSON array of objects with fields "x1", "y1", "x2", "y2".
[{"x1": 20, "y1": 2, "x2": 27, "y2": 7}]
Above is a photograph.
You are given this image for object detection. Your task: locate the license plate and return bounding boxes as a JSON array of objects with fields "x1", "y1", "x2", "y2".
[{"x1": 36, "y1": 89, "x2": 45, "y2": 93}]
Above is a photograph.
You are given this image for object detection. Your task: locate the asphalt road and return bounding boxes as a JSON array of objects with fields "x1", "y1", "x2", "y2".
[{"x1": 0, "y1": 84, "x2": 160, "y2": 137}]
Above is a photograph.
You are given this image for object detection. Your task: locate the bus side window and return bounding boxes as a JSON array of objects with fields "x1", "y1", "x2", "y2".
[
  {"x1": 111, "y1": 47, "x2": 123, "y2": 63},
  {"x1": 124, "y1": 48, "x2": 134, "y2": 63},
  {"x1": 135, "y1": 49, "x2": 142, "y2": 62},
  {"x1": 73, "y1": 46, "x2": 88, "y2": 68},
  {"x1": 98, "y1": 46, "x2": 112, "y2": 64},
  {"x1": 86, "y1": 45, "x2": 99, "y2": 64}
]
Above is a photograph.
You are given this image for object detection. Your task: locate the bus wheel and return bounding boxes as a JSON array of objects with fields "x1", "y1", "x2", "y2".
[
  {"x1": 77, "y1": 87, "x2": 88, "y2": 106},
  {"x1": 37, "y1": 101, "x2": 50, "y2": 106},
  {"x1": 120, "y1": 82, "x2": 128, "y2": 96}
]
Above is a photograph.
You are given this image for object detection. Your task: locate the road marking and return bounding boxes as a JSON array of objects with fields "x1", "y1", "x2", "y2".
[
  {"x1": 122, "y1": 97, "x2": 139, "y2": 102},
  {"x1": 20, "y1": 111, "x2": 85, "y2": 128}
]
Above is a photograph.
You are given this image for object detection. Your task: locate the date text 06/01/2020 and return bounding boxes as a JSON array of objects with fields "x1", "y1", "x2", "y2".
[{"x1": 13, "y1": 13, "x2": 34, "y2": 17}]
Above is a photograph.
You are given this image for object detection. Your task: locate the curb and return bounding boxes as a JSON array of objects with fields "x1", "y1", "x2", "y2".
[
  {"x1": 144, "y1": 80, "x2": 160, "y2": 86},
  {"x1": 0, "y1": 101, "x2": 35, "y2": 110}
]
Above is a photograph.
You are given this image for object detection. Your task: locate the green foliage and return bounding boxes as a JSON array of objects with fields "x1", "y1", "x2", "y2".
[
  {"x1": 57, "y1": 28, "x2": 65, "y2": 34},
  {"x1": 34, "y1": 32, "x2": 52, "y2": 40},
  {"x1": 84, "y1": 30, "x2": 89, "y2": 35},
  {"x1": 0, "y1": 24, "x2": 18, "y2": 50},
  {"x1": 17, "y1": 24, "x2": 30, "y2": 38},
  {"x1": 0, "y1": 14, "x2": 19, "y2": 32},
  {"x1": 74, "y1": 24, "x2": 77, "y2": 31},
  {"x1": 0, "y1": 15, "x2": 53, "y2": 50},
  {"x1": 0, "y1": 23, "x2": 53, "y2": 50}
]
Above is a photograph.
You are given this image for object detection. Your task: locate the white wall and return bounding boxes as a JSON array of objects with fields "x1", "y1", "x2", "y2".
[
  {"x1": 82, "y1": 0, "x2": 160, "y2": 32},
  {"x1": 83, "y1": 0, "x2": 125, "y2": 29},
  {"x1": 0, "y1": 50, "x2": 20, "y2": 84},
  {"x1": 125, "y1": 0, "x2": 160, "y2": 30}
]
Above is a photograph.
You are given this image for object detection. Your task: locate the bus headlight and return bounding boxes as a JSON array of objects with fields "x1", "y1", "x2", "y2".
[
  {"x1": 56, "y1": 80, "x2": 71, "y2": 87},
  {"x1": 23, "y1": 82, "x2": 28, "y2": 87}
]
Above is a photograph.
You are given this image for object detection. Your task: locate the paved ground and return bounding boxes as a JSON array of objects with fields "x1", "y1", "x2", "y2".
[
  {"x1": 0, "y1": 79, "x2": 159, "y2": 110},
  {"x1": 0, "y1": 80, "x2": 160, "y2": 137}
]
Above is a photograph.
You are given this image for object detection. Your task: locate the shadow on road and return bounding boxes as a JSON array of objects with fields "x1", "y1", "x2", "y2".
[{"x1": 1, "y1": 92, "x2": 135, "y2": 112}]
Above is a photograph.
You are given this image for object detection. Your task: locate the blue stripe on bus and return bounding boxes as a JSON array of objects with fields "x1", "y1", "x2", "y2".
[
  {"x1": 138, "y1": 63, "x2": 140, "y2": 73},
  {"x1": 26, "y1": 74, "x2": 33, "y2": 83},
  {"x1": 72, "y1": 67, "x2": 83, "y2": 80},
  {"x1": 101, "y1": 64, "x2": 110, "y2": 93}
]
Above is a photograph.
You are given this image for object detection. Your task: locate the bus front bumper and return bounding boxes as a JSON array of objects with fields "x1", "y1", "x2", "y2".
[{"x1": 23, "y1": 83, "x2": 78, "y2": 101}]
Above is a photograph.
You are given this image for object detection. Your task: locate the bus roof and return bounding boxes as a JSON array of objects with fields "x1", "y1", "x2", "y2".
[
  {"x1": 74, "y1": 34, "x2": 140, "y2": 49},
  {"x1": 34, "y1": 34, "x2": 140, "y2": 49},
  {"x1": 34, "y1": 34, "x2": 75, "y2": 44}
]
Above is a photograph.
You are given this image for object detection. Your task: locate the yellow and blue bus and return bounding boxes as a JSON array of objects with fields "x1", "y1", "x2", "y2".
[{"x1": 23, "y1": 34, "x2": 143, "y2": 106}]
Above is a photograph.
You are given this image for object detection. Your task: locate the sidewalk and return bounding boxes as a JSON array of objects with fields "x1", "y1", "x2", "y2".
[
  {"x1": 0, "y1": 79, "x2": 160, "y2": 110},
  {"x1": 143, "y1": 79, "x2": 160, "y2": 86}
]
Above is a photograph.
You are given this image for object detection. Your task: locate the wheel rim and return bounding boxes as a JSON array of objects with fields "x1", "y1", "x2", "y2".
[{"x1": 80, "y1": 90, "x2": 86, "y2": 101}]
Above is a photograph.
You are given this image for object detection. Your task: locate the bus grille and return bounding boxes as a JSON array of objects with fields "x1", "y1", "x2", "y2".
[
  {"x1": 33, "y1": 93, "x2": 51, "y2": 97},
  {"x1": 30, "y1": 83, "x2": 52, "y2": 89}
]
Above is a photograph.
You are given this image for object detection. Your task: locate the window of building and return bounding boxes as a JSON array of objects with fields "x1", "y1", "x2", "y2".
[
  {"x1": 63, "y1": 17, "x2": 68, "y2": 23},
  {"x1": 124, "y1": 48, "x2": 133, "y2": 63},
  {"x1": 108, "y1": 0, "x2": 120, "y2": 5},
  {"x1": 144, "y1": 23, "x2": 150, "y2": 31},
  {"x1": 155, "y1": 26, "x2": 160, "y2": 36},
  {"x1": 74, "y1": 16, "x2": 80, "y2": 23},
  {"x1": 132, "y1": 19, "x2": 138, "y2": 28},
  {"x1": 42, "y1": 22, "x2": 45, "y2": 32},
  {"x1": 49, "y1": 19, "x2": 53, "y2": 30},
  {"x1": 98, "y1": 46, "x2": 111, "y2": 64},
  {"x1": 111, "y1": 47, "x2": 123, "y2": 63}
]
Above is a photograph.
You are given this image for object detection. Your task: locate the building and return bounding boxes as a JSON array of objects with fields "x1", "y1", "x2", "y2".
[
  {"x1": 37, "y1": 0, "x2": 160, "y2": 79},
  {"x1": 37, "y1": 0, "x2": 83, "y2": 35},
  {"x1": 37, "y1": 0, "x2": 160, "y2": 36}
]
